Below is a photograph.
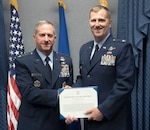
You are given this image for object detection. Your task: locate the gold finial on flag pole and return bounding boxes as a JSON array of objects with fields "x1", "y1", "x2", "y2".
[
  {"x1": 99, "y1": 0, "x2": 108, "y2": 8},
  {"x1": 58, "y1": 0, "x2": 66, "y2": 10},
  {"x1": 10, "y1": 0, "x2": 18, "y2": 11}
]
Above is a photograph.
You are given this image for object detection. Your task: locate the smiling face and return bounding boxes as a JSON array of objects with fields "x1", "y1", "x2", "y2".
[
  {"x1": 89, "y1": 7, "x2": 112, "y2": 43},
  {"x1": 33, "y1": 22, "x2": 56, "y2": 56}
]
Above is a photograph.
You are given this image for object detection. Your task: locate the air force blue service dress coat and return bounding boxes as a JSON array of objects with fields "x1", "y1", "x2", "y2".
[
  {"x1": 15, "y1": 49, "x2": 73, "y2": 130},
  {"x1": 75, "y1": 35, "x2": 135, "y2": 130}
]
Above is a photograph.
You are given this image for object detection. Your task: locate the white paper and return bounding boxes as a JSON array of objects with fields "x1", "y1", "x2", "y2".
[{"x1": 59, "y1": 86, "x2": 98, "y2": 119}]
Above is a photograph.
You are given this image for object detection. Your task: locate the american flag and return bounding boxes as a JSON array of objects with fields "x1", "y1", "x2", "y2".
[{"x1": 7, "y1": 0, "x2": 24, "y2": 130}]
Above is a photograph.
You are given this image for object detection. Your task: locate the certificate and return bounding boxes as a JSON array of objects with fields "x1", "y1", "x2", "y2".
[{"x1": 58, "y1": 86, "x2": 98, "y2": 119}]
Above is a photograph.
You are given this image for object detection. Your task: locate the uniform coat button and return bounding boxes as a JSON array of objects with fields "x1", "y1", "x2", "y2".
[{"x1": 87, "y1": 75, "x2": 90, "y2": 78}]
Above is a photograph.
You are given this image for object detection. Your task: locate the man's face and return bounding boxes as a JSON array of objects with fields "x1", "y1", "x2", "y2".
[
  {"x1": 33, "y1": 23, "x2": 56, "y2": 55},
  {"x1": 89, "y1": 8, "x2": 112, "y2": 42}
]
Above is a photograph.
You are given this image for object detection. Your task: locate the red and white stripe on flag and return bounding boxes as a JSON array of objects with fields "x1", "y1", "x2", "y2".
[{"x1": 7, "y1": 74, "x2": 21, "y2": 130}]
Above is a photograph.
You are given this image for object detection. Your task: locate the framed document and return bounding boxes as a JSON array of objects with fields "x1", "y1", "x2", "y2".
[{"x1": 58, "y1": 86, "x2": 98, "y2": 119}]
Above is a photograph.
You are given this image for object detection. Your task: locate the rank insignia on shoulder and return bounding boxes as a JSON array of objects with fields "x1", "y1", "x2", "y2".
[{"x1": 121, "y1": 39, "x2": 126, "y2": 42}]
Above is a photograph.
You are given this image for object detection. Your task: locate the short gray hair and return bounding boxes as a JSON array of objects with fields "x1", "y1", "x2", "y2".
[{"x1": 34, "y1": 20, "x2": 56, "y2": 35}]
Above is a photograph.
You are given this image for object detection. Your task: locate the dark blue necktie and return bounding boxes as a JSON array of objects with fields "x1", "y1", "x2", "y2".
[
  {"x1": 90, "y1": 44, "x2": 99, "y2": 63},
  {"x1": 45, "y1": 56, "x2": 52, "y2": 79}
]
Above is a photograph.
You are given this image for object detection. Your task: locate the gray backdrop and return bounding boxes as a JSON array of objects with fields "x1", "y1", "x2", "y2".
[{"x1": 3, "y1": 0, "x2": 118, "y2": 81}]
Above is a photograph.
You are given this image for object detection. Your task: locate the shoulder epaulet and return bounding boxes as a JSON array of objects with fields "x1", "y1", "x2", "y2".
[
  {"x1": 112, "y1": 38, "x2": 126, "y2": 43},
  {"x1": 19, "y1": 51, "x2": 33, "y2": 57},
  {"x1": 121, "y1": 39, "x2": 126, "y2": 42},
  {"x1": 56, "y1": 51, "x2": 70, "y2": 58}
]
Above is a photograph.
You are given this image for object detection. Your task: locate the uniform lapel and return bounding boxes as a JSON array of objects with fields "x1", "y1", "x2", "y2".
[
  {"x1": 51, "y1": 52, "x2": 61, "y2": 87},
  {"x1": 33, "y1": 50, "x2": 52, "y2": 84},
  {"x1": 89, "y1": 36, "x2": 113, "y2": 70},
  {"x1": 90, "y1": 47, "x2": 105, "y2": 68},
  {"x1": 84, "y1": 42, "x2": 93, "y2": 72}
]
